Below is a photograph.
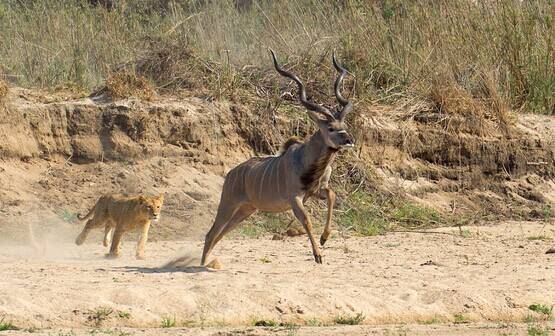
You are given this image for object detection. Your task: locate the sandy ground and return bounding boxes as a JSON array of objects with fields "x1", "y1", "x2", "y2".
[
  {"x1": 3, "y1": 323, "x2": 555, "y2": 336},
  {"x1": 1, "y1": 222, "x2": 554, "y2": 335}
]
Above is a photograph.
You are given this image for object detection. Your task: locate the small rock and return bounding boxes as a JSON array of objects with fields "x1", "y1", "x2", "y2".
[
  {"x1": 546, "y1": 247, "x2": 555, "y2": 254},
  {"x1": 272, "y1": 234, "x2": 284, "y2": 241}
]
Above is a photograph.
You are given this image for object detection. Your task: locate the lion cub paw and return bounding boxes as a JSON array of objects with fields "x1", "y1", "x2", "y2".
[{"x1": 105, "y1": 253, "x2": 120, "y2": 259}]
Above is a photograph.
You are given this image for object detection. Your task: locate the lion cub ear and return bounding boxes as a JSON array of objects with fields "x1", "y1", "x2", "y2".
[
  {"x1": 158, "y1": 193, "x2": 165, "y2": 201},
  {"x1": 138, "y1": 195, "x2": 147, "y2": 203}
]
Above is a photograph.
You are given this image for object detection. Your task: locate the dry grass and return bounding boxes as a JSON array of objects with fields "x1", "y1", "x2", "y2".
[
  {"x1": 0, "y1": 79, "x2": 8, "y2": 102},
  {"x1": 101, "y1": 70, "x2": 156, "y2": 101},
  {"x1": 0, "y1": 0, "x2": 552, "y2": 114}
]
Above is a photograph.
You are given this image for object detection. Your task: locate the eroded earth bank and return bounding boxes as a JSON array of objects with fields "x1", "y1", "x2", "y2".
[{"x1": 0, "y1": 87, "x2": 554, "y2": 335}]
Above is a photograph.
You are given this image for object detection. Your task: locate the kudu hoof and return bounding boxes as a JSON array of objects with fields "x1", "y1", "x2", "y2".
[{"x1": 314, "y1": 254, "x2": 323, "y2": 264}]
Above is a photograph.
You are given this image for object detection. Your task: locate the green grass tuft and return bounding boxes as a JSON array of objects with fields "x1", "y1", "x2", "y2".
[
  {"x1": 0, "y1": 318, "x2": 18, "y2": 331},
  {"x1": 252, "y1": 319, "x2": 279, "y2": 327},
  {"x1": 527, "y1": 323, "x2": 548, "y2": 336},
  {"x1": 529, "y1": 304, "x2": 552, "y2": 316},
  {"x1": 161, "y1": 316, "x2": 176, "y2": 328},
  {"x1": 453, "y1": 313, "x2": 469, "y2": 324},
  {"x1": 333, "y1": 312, "x2": 365, "y2": 325}
]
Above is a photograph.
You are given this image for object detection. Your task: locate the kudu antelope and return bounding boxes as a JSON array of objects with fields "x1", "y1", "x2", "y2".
[{"x1": 201, "y1": 50, "x2": 354, "y2": 265}]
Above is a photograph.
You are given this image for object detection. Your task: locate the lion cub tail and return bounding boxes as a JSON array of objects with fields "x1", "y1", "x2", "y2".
[{"x1": 77, "y1": 203, "x2": 96, "y2": 221}]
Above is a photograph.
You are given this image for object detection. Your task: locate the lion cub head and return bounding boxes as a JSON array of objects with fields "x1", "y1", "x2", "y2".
[{"x1": 139, "y1": 194, "x2": 164, "y2": 222}]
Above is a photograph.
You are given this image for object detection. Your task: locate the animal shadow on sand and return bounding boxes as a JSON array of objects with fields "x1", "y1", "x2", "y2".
[{"x1": 117, "y1": 255, "x2": 214, "y2": 274}]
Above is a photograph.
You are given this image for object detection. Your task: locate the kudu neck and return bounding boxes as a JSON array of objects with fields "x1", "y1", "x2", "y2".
[{"x1": 303, "y1": 130, "x2": 337, "y2": 167}]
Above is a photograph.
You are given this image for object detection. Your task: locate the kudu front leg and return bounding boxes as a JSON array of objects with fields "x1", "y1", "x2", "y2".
[
  {"x1": 319, "y1": 187, "x2": 336, "y2": 246},
  {"x1": 291, "y1": 196, "x2": 323, "y2": 264}
]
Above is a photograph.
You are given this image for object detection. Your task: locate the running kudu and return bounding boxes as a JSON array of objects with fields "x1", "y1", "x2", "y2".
[{"x1": 201, "y1": 50, "x2": 354, "y2": 265}]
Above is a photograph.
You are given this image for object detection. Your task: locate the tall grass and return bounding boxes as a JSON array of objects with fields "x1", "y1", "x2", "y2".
[{"x1": 0, "y1": 0, "x2": 553, "y2": 114}]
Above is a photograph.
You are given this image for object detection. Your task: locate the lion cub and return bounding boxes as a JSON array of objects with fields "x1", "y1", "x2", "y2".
[{"x1": 75, "y1": 193, "x2": 164, "y2": 259}]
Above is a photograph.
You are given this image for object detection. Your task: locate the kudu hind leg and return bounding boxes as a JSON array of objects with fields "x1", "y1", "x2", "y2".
[
  {"x1": 201, "y1": 203, "x2": 239, "y2": 266},
  {"x1": 213, "y1": 205, "x2": 256, "y2": 245},
  {"x1": 291, "y1": 196, "x2": 323, "y2": 264},
  {"x1": 320, "y1": 187, "x2": 336, "y2": 246}
]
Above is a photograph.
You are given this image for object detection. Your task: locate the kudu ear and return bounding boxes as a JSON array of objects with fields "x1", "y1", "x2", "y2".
[{"x1": 306, "y1": 110, "x2": 331, "y2": 126}]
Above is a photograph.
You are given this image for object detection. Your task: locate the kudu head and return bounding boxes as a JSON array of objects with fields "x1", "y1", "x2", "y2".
[{"x1": 270, "y1": 49, "x2": 354, "y2": 150}]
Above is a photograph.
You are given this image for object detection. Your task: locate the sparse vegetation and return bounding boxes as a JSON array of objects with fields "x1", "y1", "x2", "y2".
[
  {"x1": 423, "y1": 316, "x2": 441, "y2": 325},
  {"x1": 0, "y1": 318, "x2": 18, "y2": 331},
  {"x1": 161, "y1": 315, "x2": 176, "y2": 328},
  {"x1": 87, "y1": 307, "x2": 113, "y2": 327},
  {"x1": 236, "y1": 188, "x2": 461, "y2": 238},
  {"x1": 337, "y1": 191, "x2": 447, "y2": 236},
  {"x1": 55, "y1": 331, "x2": 76, "y2": 336},
  {"x1": 337, "y1": 191, "x2": 390, "y2": 236},
  {"x1": 527, "y1": 323, "x2": 549, "y2": 336},
  {"x1": 306, "y1": 318, "x2": 325, "y2": 327},
  {"x1": 459, "y1": 228, "x2": 472, "y2": 238},
  {"x1": 117, "y1": 311, "x2": 131, "y2": 319},
  {"x1": 333, "y1": 312, "x2": 365, "y2": 325},
  {"x1": 392, "y1": 204, "x2": 442, "y2": 227},
  {"x1": 252, "y1": 319, "x2": 279, "y2": 327},
  {"x1": 453, "y1": 313, "x2": 469, "y2": 324},
  {"x1": 250, "y1": 319, "x2": 299, "y2": 329},
  {"x1": 529, "y1": 304, "x2": 553, "y2": 316}
]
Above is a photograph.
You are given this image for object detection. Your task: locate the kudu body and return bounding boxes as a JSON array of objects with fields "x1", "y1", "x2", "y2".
[{"x1": 201, "y1": 50, "x2": 354, "y2": 265}]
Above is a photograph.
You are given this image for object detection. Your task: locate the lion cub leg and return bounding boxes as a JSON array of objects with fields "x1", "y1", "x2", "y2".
[
  {"x1": 136, "y1": 220, "x2": 151, "y2": 260},
  {"x1": 103, "y1": 223, "x2": 114, "y2": 247},
  {"x1": 106, "y1": 226, "x2": 124, "y2": 258}
]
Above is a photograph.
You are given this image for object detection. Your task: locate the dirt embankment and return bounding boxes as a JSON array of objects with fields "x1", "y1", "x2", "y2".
[
  {"x1": 0, "y1": 88, "x2": 251, "y2": 242},
  {"x1": 0, "y1": 86, "x2": 554, "y2": 244}
]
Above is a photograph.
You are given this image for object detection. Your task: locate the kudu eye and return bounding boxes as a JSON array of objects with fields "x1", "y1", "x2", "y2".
[{"x1": 327, "y1": 126, "x2": 334, "y2": 132}]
